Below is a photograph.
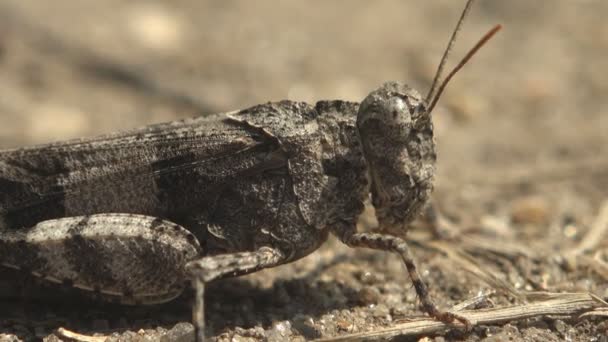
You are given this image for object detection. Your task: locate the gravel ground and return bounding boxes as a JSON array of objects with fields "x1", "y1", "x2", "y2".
[{"x1": 1, "y1": 1, "x2": 607, "y2": 341}]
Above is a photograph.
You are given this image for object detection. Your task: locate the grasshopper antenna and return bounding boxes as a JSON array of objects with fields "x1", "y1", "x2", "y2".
[
  {"x1": 424, "y1": 0, "x2": 501, "y2": 114},
  {"x1": 427, "y1": 24, "x2": 502, "y2": 114},
  {"x1": 425, "y1": 0, "x2": 476, "y2": 106}
]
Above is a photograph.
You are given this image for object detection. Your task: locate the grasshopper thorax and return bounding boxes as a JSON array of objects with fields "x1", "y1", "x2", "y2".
[{"x1": 356, "y1": 82, "x2": 435, "y2": 231}]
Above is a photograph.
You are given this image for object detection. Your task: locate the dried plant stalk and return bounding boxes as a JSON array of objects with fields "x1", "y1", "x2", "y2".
[{"x1": 316, "y1": 292, "x2": 602, "y2": 342}]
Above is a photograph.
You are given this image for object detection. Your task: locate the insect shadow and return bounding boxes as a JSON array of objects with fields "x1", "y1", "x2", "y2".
[{"x1": 0, "y1": 263, "x2": 362, "y2": 340}]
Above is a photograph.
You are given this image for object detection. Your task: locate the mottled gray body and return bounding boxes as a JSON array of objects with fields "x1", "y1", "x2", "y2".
[
  {"x1": 0, "y1": 98, "x2": 370, "y2": 296},
  {"x1": 0, "y1": 0, "x2": 501, "y2": 338},
  {"x1": 0, "y1": 82, "x2": 455, "y2": 340}
]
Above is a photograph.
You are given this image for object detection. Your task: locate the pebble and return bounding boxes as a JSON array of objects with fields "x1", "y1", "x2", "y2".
[
  {"x1": 511, "y1": 196, "x2": 550, "y2": 225},
  {"x1": 554, "y1": 319, "x2": 567, "y2": 334},
  {"x1": 292, "y1": 314, "x2": 318, "y2": 339},
  {"x1": 267, "y1": 321, "x2": 292, "y2": 342},
  {"x1": 0, "y1": 334, "x2": 22, "y2": 342},
  {"x1": 335, "y1": 319, "x2": 353, "y2": 332},
  {"x1": 160, "y1": 322, "x2": 194, "y2": 342},
  {"x1": 358, "y1": 286, "x2": 381, "y2": 305}
]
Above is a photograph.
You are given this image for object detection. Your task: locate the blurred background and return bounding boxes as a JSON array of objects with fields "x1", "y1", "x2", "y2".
[{"x1": 1, "y1": 0, "x2": 607, "y2": 340}]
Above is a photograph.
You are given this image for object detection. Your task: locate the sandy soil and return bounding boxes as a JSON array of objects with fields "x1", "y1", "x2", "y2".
[{"x1": 1, "y1": 1, "x2": 607, "y2": 341}]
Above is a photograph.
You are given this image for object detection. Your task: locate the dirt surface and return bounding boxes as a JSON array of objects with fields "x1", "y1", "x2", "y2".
[{"x1": 1, "y1": 1, "x2": 607, "y2": 341}]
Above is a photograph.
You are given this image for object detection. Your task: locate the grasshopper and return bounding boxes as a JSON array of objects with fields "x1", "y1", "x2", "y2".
[{"x1": 0, "y1": 0, "x2": 500, "y2": 340}]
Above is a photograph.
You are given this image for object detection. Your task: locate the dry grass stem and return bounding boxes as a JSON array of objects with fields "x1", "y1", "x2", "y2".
[
  {"x1": 565, "y1": 200, "x2": 608, "y2": 269},
  {"x1": 56, "y1": 327, "x2": 108, "y2": 342},
  {"x1": 315, "y1": 292, "x2": 603, "y2": 341},
  {"x1": 570, "y1": 200, "x2": 608, "y2": 255},
  {"x1": 460, "y1": 235, "x2": 536, "y2": 259},
  {"x1": 426, "y1": 240, "x2": 522, "y2": 299}
]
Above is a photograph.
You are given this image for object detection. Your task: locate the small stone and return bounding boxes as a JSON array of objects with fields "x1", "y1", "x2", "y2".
[
  {"x1": 359, "y1": 271, "x2": 384, "y2": 285},
  {"x1": 317, "y1": 314, "x2": 337, "y2": 336},
  {"x1": 292, "y1": 314, "x2": 318, "y2": 339},
  {"x1": 335, "y1": 319, "x2": 353, "y2": 332},
  {"x1": 229, "y1": 335, "x2": 249, "y2": 342},
  {"x1": 120, "y1": 331, "x2": 140, "y2": 340},
  {"x1": 267, "y1": 321, "x2": 292, "y2": 342},
  {"x1": 0, "y1": 334, "x2": 22, "y2": 342},
  {"x1": 161, "y1": 322, "x2": 194, "y2": 342},
  {"x1": 554, "y1": 319, "x2": 567, "y2": 334},
  {"x1": 358, "y1": 286, "x2": 381, "y2": 305},
  {"x1": 232, "y1": 326, "x2": 265, "y2": 340},
  {"x1": 371, "y1": 304, "x2": 391, "y2": 321},
  {"x1": 511, "y1": 196, "x2": 550, "y2": 225}
]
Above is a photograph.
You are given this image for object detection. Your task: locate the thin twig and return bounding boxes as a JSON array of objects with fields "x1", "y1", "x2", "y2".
[
  {"x1": 577, "y1": 251, "x2": 608, "y2": 280},
  {"x1": 451, "y1": 291, "x2": 494, "y2": 311},
  {"x1": 315, "y1": 292, "x2": 603, "y2": 341},
  {"x1": 427, "y1": 240, "x2": 523, "y2": 300},
  {"x1": 564, "y1": 200, "x2": 608, "y2": 271},
  {"x1": 56, "y1": 327, "x2": 107, "y2": 342},
  {"x1": 460, "y1": 235, "x2": 536, "y2": 259},
  {"x1": 569, "y1": 200, "x2": 608, "y2": 255}
]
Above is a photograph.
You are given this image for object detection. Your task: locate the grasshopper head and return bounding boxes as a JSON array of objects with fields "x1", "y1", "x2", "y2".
[
  {"x1": 356, "y1": 82, "x2": 435, "y2": 231},
  {"x1": 354, "y1": 23, "x2": 502, "y2": 232}
]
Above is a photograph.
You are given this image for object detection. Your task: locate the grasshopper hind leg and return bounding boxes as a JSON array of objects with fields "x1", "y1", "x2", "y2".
[
  {"x1": 0, "y1": 214, "x2": 201, "y2": 305},
  {"x1": 185, "y1": 247, "x2": 286, "y2": 342}
]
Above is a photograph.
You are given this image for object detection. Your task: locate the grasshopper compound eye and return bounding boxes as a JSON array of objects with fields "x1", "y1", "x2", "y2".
[{"x1": 357, "y1": 83, "x2": 429, "y2": 136}]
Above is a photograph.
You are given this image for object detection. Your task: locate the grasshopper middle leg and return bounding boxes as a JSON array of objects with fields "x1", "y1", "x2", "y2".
[{"x1": 185, "y1": 247, "x2": 286, "y2": 342}]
